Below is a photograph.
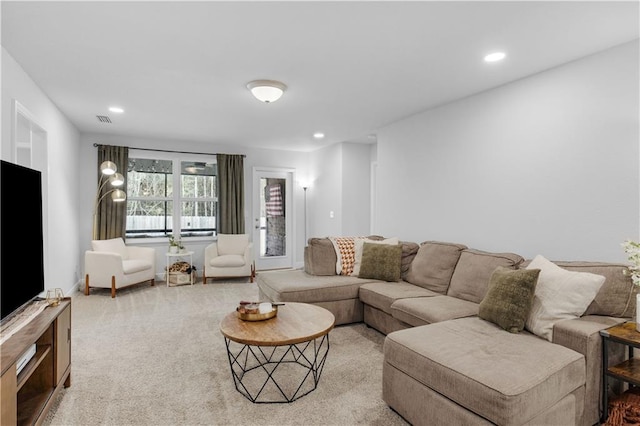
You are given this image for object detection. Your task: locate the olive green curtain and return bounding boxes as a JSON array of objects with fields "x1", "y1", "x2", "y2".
[
  {"x1": 95, "y1": 145, "x2": 128, "y2": 240},
  {"x1": 217, "y1": 154, "x2": 245, "y2": 234}
]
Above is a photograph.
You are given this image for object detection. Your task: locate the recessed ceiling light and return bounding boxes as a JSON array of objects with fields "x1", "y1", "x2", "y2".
[
  {"x1": 109, "y1": 106, "x2": 124, "y2": 113},
  {"x1": 484, "y1": 52, "x2": 506, "y2": 63},
  {"x1": 313, "y1": 132, "x2": 325, "y2": 139}
]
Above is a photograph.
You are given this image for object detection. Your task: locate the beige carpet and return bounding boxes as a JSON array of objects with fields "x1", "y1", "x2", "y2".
[{"x1": 44, "y1": 279, "x2": 408, "y2": 426}]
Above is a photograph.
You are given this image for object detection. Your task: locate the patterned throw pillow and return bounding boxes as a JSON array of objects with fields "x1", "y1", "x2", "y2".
[
  {"x1": 358, "y1": 243, "x2": 402, "y2": 282},
  {"x1": 478, "y1": 266, "x2": 540, "y2": 333}
]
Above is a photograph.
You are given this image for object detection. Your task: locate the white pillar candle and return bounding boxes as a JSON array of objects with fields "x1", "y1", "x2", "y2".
[{"x1": 259, "y1": 302, "x2": 272, "y2": 314}]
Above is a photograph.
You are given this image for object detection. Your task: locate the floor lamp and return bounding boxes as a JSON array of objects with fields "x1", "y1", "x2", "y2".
[
  {"x1": 92, "y1": 161, "x2": 127, "y2": 240},
  {"x1": 303, "y1": 186, "x2": 308, "y2": 246}
]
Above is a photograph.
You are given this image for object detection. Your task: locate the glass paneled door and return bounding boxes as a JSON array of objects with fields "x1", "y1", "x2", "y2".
[{"x1": 252, "y1": 168, "x2": 293, "y2": 270}]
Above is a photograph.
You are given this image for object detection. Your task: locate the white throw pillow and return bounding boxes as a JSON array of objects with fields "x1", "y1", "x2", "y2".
[
  {"x1": 352, "y1": 237, "x2": 399, "y2": 277},
  {"x1": 525, "y1": 254, "x2": 605, "y2": 342}
]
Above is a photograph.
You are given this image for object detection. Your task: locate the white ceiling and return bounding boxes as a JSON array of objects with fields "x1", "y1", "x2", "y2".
[{"x1": 2, "y1": 1, "x2": 638, "y2": 152}]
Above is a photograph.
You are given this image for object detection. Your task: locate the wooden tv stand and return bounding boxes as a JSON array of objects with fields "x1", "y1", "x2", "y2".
[{"x1": 0, "y1": 298, "x2": 71, "y2": 425}]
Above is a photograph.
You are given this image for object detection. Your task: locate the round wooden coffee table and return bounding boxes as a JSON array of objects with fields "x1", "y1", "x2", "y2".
[{"x1": 220, "y1": 302, "x2": 335, "y2": 403}]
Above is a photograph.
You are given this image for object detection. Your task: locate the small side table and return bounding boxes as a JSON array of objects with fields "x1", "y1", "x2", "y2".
[
  {"x1": 600, "y1": 321, "x2": 640, "y2": 423},
  {"x1": 165, "y1": 251, "x2": 195, "y2": 286}
]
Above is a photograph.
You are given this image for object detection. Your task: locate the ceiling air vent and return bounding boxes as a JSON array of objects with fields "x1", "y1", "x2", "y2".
[{"x1": 96, "y1": 115, "x2": 112, "y2": 123}]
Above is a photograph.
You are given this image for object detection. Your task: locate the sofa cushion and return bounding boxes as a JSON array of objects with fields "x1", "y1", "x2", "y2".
[
  {"x1": 520, "y1": 259, "x2": 636, "y2": 318},
  {"x1": 352, "y1": 237, "x2": 399, "y2": 276},
  {"x1": 557, "y1": 261, "x2": 636, "y2": 318},
  {"x1": 404, "y1": 241, "x2": 467, "y2": 294},
  {"x1": 399, "y1": 241, "x2": 420, "y2": 280},
  {"x1": 525, "y1": 255, "x2": 605, "y2": 342},
  {"x1": 358, "y1": 243, "x2": 402, "y2": 282},
  {"x1": 390, "y1": 296, "x2": 479, "y2": 327},
  {"x1": 478, "y1": 267, "x2": 540, "y2": 333},
  {"x1": 210, "y1": 254, "x2": 246, "y2": 267},
  {"x1": 304, "y1": 238, "x2": 337, "y2": 276},
  {"x1": 384, "y1": 317, "x2": 585, "y2": 425},
  {"x1": 359, "y1": 282, "x2": 438, "y2": 314},
  {"x1": 447, "y1": 249, "x2": 524, "y2": 304},
  {"x1": 257, "y1": 269, "x2": 375, "y2": 303}
]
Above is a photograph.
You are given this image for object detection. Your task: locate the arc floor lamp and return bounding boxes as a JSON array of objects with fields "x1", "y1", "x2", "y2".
[{"x1": 92, "y1": 160, "x2": 127, "y2": 240}]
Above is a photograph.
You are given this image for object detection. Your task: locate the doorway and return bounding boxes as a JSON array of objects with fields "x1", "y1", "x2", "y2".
[{"x1": 252, "y1": 168, "x2": 293, "y2": 270}]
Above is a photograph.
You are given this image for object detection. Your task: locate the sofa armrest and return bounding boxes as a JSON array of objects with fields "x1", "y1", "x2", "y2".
[
  {"x1": 553, "y1": 315, "x2": 626, "y2": 355},
  {"x1": 552, "y1": 315, "x2": 629, "y2": 426}
]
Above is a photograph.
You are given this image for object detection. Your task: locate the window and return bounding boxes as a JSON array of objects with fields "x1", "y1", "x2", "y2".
[
  {"x1": 180, "y1": 161, "x2": 217, "y2": 237},
  {"x1": 125, "y1": 154, "x2": 217, "y2": 239}
]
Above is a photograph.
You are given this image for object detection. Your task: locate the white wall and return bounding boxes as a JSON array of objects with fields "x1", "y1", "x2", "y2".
[
  {"x1": 342, "y1": 142, "x2": 372, "y2": 236},
  {"x1": 308, "y1": 143, "x2": 343, "y2": 237},
  {"x1": 307, "y1": 142, "x2": 374, "y2": 239},
  {"x1": 375, "y1": 40, "x2": 639, "y2": 262},
  {"x1": 79, "y1": 133, "x2": 311, "y2": 273},
  {"x1": 2, "y1": 47, "x2": 82, "y2": 296}
]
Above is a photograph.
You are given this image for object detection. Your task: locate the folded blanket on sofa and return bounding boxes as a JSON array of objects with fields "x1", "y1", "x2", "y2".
[{"x1": 329, "y1": 236, "x2": 366, "y2": 275}]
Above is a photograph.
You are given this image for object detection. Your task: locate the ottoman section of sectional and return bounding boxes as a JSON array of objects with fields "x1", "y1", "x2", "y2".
[
  {"x1": 257, "y1": 269, "x2": 377, "y2": 325},
  {"x1": 383, "y1": 316, "x2": 585, "y2": 426}
]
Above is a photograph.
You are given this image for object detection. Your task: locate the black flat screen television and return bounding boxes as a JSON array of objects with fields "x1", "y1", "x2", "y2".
[{"x1": 0, "y1": 160, "x2": 45, "y2": 322}]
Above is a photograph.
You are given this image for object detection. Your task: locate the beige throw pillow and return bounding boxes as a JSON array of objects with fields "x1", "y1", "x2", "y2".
[
  {"x1": 525, "y1": 255, "x2": 606, "y2": 342},
  {"x1": 352, "y1": 237, "x2": 399, "y2": 276}
]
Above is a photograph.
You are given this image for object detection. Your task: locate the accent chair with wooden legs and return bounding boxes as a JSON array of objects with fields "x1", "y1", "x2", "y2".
[
  {"x1": 84, "y1": 237, "x2": 156, "y2": 298},
  {"x1": 203, "y1": 234, "x2": 255, "y2": 284}
]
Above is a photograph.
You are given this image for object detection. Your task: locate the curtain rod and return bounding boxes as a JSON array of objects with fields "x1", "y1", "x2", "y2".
[{"x1": 93, "y1": 143, "x2": 246, "y2": 157}]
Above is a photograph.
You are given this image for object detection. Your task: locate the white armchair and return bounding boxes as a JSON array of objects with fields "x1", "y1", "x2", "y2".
[
  {"x1": 85, "y1": 237, "x2": 156, "y2": 298},
  {"x1": 203, "y1": 234, "x2": 255, "y2": 284}
]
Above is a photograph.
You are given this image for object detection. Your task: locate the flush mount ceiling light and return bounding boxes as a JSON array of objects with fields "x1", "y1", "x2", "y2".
[
  {"x1": 246, "y1": 80, "x2": 287, "y2": 103},
  {"x1": 109, "y1": 106, "x2": 124, "y2": 113},
  {"x1": 484, "y1": 51, "x2": 506, "y2": 63},
  {"x1": 313, "y1": 132, "x2": 325, "y2": 139}
]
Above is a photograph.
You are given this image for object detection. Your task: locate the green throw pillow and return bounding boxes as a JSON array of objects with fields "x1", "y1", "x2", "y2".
[
  {"x1": 358, "y1": 242, "x2": 402, "y2": 282},
  {"x1": 478, "y1": 266, "x2": 540, "y2": 333}
]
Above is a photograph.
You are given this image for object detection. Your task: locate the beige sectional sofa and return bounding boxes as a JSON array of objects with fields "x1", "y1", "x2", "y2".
[{"x1": 256, "y1": 236, "x2": 635, "y2": 426}]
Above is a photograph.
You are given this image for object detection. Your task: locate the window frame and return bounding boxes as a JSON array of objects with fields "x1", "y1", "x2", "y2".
[{"x1": 125, "y1": 149, "x2": 217, "y2": 244}]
